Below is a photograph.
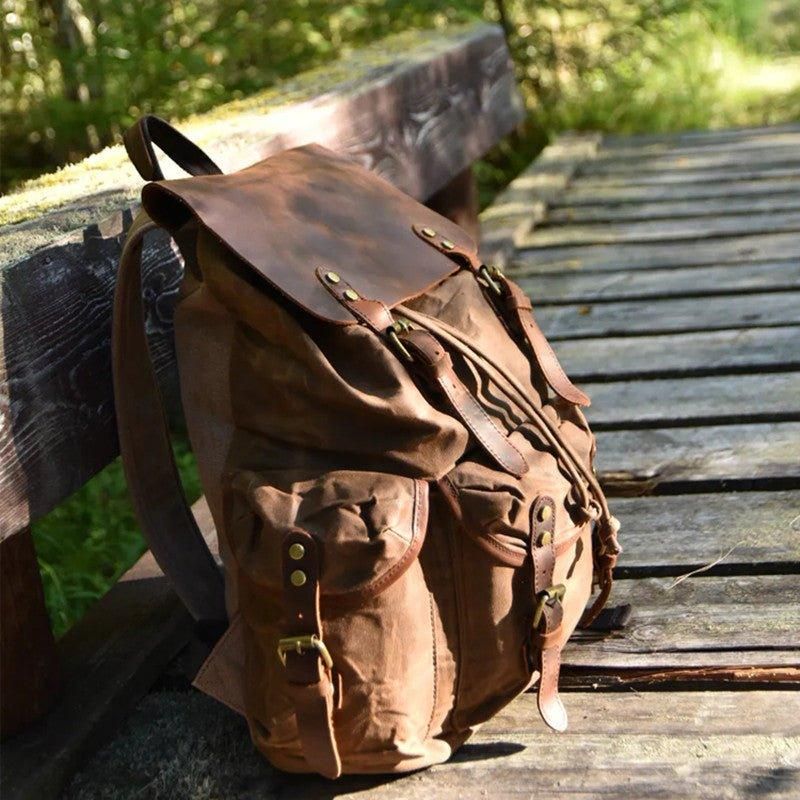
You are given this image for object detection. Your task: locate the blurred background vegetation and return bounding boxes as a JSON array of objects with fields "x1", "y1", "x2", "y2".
[{"x1": 2, "y1": 0, "x2": 798, "y2": 634}]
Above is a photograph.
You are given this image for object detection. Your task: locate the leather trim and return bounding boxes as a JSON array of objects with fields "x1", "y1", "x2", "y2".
[{"x1": 141, "y1": 144, "x2": 476, "y2": 325}]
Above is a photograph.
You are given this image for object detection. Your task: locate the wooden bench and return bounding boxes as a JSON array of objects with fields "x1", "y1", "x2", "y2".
[{"x1": 0, "y1": 23, "x2": 523, "y2": 799}]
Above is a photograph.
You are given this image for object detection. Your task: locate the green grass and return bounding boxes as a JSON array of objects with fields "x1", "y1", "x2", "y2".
[
  {"x1": 32, "y1": 441, "x2": 201, "y2": 637},
  {"x1": 20, "y1": 0, "x2": 800, "y2": 636}
]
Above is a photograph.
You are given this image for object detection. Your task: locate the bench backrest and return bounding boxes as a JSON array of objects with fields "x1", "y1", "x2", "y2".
[{"x1": 0, "y1": 22, "x2": 523, "y2": 541}]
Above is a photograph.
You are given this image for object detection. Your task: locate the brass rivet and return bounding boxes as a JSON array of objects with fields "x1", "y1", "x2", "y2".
[
  {"x1": 441, "y1": 239, "x2": 455, "y2": 250},
  {"x1": 539, "y1": 531, "x2": 553, "y2": 547},
  {"x1": 325, "y1": 271, "x2": 340, "y2": 284},
  {"x1": 343, "y1": 288, "x2": 359, "y2": 301},
  {"x1": 290, "y1": 570, "x2": 307, "y2": 587},
  {"x1": 421, "y1": 227, "x2": 436, "y2": 237},
  {"x1": 288, "y1": 543, "x2": 305, "y2": 561},
  {"x1": 538, "y1": 505, "x2": 552, "y2": 522}
]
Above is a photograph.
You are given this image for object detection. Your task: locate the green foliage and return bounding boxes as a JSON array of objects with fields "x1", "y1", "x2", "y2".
[
  {"x1": 10, "y1": 1, "x2": 800, "y2": 634},
  {"x1": 32, "y1": 440, "x2": 201, "y2": 637}
]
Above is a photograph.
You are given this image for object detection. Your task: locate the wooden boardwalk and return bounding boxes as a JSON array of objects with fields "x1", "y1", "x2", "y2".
[{"x1": 64, "y1": 125, "x2": 800, "y2": 798}]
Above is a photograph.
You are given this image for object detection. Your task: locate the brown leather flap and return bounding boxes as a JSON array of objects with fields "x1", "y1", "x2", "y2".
[{"x1": 141, "y1": 144, "x2": 476, "y2": 325}]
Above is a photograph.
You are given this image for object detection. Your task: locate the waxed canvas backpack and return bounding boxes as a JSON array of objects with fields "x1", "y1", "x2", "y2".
[{"x1": 113, "y1": 115, "x2": 622, "y2": 778}]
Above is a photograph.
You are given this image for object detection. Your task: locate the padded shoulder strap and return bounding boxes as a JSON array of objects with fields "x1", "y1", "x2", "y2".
[{"x1": 112, "y1": 210, "x2": 227, "y2": 623}]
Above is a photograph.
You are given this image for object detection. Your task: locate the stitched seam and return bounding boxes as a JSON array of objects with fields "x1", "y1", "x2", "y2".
[{"x1": 424, "y1": 590, "x2": 438, "y2": 741}]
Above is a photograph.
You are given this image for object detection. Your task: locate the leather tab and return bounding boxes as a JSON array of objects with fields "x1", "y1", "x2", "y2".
[
  {"x1": 401, "y1": 329, "x2": 529, "y2": 478},
  {"x1": 504, "y1": 280, "x2": 590, "y2": 407},
  {"x1": 530, "y1": 495, "x2": 568, "y2": 732},
  {"x1": 280, "y1": 530, "x2": 342, "y2": 779},
  {"x1": 123, "y1": 115, "x2": 223, "y2": 182}
]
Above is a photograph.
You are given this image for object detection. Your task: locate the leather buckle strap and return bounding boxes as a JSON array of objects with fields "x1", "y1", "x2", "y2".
[
  {"x1": 530, "y1": 496, "x2": 568, "y2": 732},
  {"x1": 398, "y1": 328, "x2": 529, "y2": 478},
  {"x1": 280, "y1": 530, "x2": 342, "y2": 779}
]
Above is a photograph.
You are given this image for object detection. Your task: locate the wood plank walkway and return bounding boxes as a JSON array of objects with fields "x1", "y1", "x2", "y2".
[{"x1": 63, "y1": 124, "x2": 800, "y2": 798}]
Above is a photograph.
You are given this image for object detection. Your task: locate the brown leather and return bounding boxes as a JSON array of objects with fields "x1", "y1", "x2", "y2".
[
  {"x1": 280, "y1": 530, "x2": 341, "y2": 779},
  {"x1": 123, "y1": 115, "x2": 223, "y2": 181},
  {"x1": 141, "y1": 145, "x2": 475, "y2": 325},
  {"x1": 400, "y1": 328, "x2": 529, "y2": 478},
  {"x1": 113, "y1": 117, "x2": 621, "y2": 779},
  {"x1": 502, "y1": 279, "x2": 591, "y2": 408},
  {"x1": 112, "y1": 211, "x2": 226, "y2": 623},
  {"x1": 530, "y1": 495, "x2": 567, "y2": 732}
]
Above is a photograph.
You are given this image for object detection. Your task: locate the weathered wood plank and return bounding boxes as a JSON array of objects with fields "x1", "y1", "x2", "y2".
[
  {"x1": 585, "y1": 372, "x2": 800, "y2": 429},
  {"x1": 0, "y1": 500, "x2": 213, "y2": 800},
  {"x1": 518, "y1": 260, "x2": 800, "y2": 303},
  {"x1": 536, "y1": 291, "x2": 800, "y2": 340},
  {"x1": 581, "y1": 144, "x2": 800, "y2": 175},
  {"x1": 548, "y1": 194, "x2": 800, "y2": 224},
  {"x1": 0, "y1": 23, "x2": 523, "y2": 539},
  {"x1": 61, "y1": 690, "x2": 800, "y2": 800},
  {"x1": 523, "y1": 210, "x2": 800, "y2": 247},
  {"x1": 600, "y1": 122, "x2": 800, "y2": 150},
  {"x1": 575, "y1": 164, "x2": 800, "y2": 188},
  {"x1": 566, "y1": 574, "x2": 800, "y2": 668},
  {"x1": 0, "y1": 575, "x2": 193, "y2": 800},
  {"x1": 0, "y1": 528, "x2": 61, "y2": 737},
  {"x1": 595, "y1": 422, "x2": 800, "y2": 491},
  {"x1": 562, "y1": 177, "x2": 799, "y2": 205},
  {"x1": 0, "y1": 224, "x2": 179, "y2": 538},
  {"x1": 555, "y1": 327, "x2": 800, "y2": 382},
  {"x1": 515, "y1": 231, "x2": 800, "y2": 272},
  {"x1": 610, "y1": 491, "x2": 800, "y2": 574}
]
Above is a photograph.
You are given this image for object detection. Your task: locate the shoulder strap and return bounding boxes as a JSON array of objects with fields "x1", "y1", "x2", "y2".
[{"x1": 112, "y1": 210, "x2": 227, "y2": 623}]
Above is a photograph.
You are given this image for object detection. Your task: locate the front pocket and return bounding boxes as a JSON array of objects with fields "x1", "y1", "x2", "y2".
[{"x1": 225, "y1": 470, "x2": 451, "y2": 772}]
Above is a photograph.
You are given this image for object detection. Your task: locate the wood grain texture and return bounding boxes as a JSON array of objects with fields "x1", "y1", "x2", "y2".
[
  {"x1": 566, "y1": 574, "x2": 800, "y2": 668},
  {"x1": 584, "y1": 371, "x2": 800, "y2": 428},
  {"x1": 548, "y1": 193, "x2": 800, "y2": 224},
  {"x1": 610, "y1": 491, "x2": 800, "y2": 573},
  {"x1": 515, "y1": 231, "x2": 800, "y2": 272},
  {"x1": 595, "y1": 422, "x2": 800, "y2": 491},
  {"x1": 518, "y1": 260, "x2": 800, "y2": 303},
  {"x1": 535, "y1": 291, "x2": 800, "y2": 340},
  {"x1": 553, "y1": 326, "x2": 800, "y2": 381},
  {"x1": 0, "y1": 23, "x2": 523, "y2": 539}
]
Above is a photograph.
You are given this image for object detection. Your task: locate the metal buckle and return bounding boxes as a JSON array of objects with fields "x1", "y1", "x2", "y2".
[
  {"x1": 387, "y1": 318, "x2": 414, "y2": 362},
  {"x1": 532, "y1": 584, "x2": 566, "y2": 629},
  {"x1": 277, "y1": 634, "x2": 334, "y2": 669},
  {"x1": 478, "y1": 264, "x2": 504, "y2": 296}
]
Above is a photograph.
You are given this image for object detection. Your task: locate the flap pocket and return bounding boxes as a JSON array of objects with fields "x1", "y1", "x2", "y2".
[{"x1": 226, "y1": 470, "x2": 428, "y2": 605}]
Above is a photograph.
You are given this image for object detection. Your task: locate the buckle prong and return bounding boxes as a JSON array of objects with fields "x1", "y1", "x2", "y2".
[
  {"x1": 277, "y1": 634, "x2": 333, "y2": 669},
  {"x1": 532, "y1": 583, "x2": 566, "y2": 629}
]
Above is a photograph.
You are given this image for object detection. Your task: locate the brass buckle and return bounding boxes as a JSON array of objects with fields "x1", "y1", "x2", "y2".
[
  {"x1": 532, "y1": 584, "x2": 566, "y2": 629},
  {"x1": 387, "y1": 319, "x2": 414, "y2": 362},
  {"x1": 277, "y1": 634, "x2": 333, "y2": 669},
  {"x1": 478, "y1": 264, "x2": 504, "y2": 296}
]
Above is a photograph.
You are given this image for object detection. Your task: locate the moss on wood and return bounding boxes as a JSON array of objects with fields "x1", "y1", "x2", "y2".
[{"x1": 0, "y1": 23, "x2": 484, "y2": 231}]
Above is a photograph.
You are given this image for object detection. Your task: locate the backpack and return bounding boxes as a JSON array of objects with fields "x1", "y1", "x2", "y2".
[{"x1": 113, "y1": 115, "x2": 622, "y2": 778}]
